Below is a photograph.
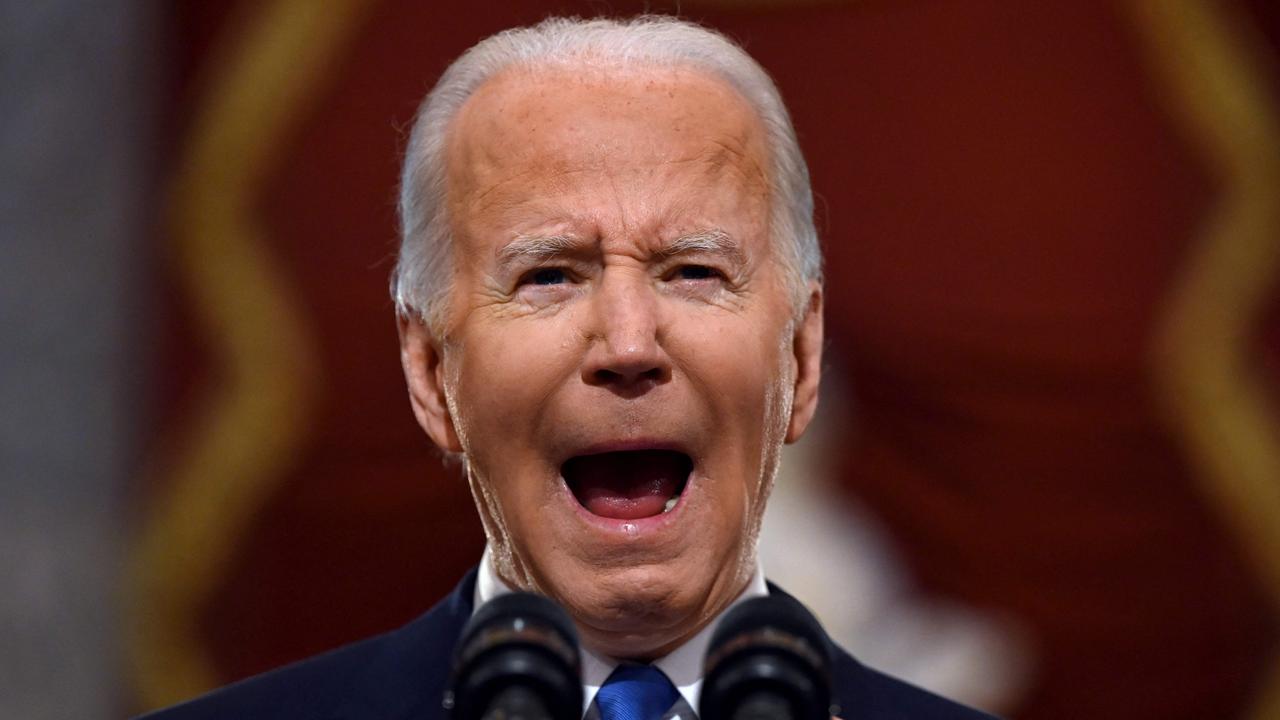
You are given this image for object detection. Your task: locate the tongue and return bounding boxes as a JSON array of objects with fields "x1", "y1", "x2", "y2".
[{"x1": 563, "y1": 450, "x2": 689, "y2": 520}]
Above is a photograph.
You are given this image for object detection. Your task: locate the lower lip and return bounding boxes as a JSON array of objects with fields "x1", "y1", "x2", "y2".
[{"x1": 557, "y1": 472, "x2": 692, "y2": 535}]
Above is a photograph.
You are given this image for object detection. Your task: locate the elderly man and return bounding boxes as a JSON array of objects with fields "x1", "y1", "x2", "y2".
[{"x1": 142, "y1": 16, "x2": 994, "y2": 720}]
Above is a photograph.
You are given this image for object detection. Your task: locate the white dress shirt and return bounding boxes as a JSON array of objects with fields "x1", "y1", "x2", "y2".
[{"x1": 474, "y1": 546, "x2": 769, "y2": 717}]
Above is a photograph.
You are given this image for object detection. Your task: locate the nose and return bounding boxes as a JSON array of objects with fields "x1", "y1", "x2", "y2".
[{"x1": 581, "y1": 271, "x2": 672, "y2": 393}]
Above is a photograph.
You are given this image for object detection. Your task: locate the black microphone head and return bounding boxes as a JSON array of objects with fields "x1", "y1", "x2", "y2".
[
  {"x1": 701, "y1": 595, "x2": 833, "y2": 720},
  {"x1": 448, "y1": 592, "x2": 583, "y2": 720},
  {"x1": 459, "y1": 591, "x2": 580, "y2": 659}
]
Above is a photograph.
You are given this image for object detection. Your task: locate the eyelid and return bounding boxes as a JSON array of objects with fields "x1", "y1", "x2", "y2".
[
  {"x1": 517, "y1": 266, "x2": 560, "y2": 283},
  {"x1": 515, "y1": 263, "x2": 584, "y2": 289},
  {"x1": 660, "y1": 263, "x2": 730, "y2": 288},
  {"x1": 663, "y1": 254, "x2": 730, "y2": 275}
]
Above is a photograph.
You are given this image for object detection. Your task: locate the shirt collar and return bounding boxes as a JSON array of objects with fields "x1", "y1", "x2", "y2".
[{"x1": 474, "y1": 545, "x2": 768, "y2": 716}]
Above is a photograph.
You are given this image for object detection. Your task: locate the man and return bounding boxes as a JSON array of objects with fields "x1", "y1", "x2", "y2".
[{"x1": 141, "y1": 16, "x2": 995, "y2": 720}]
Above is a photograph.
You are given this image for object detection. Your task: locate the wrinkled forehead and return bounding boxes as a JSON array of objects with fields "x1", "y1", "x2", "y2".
[{"x1": 443, "y1": 61, "x2": 772, "y2": 199}]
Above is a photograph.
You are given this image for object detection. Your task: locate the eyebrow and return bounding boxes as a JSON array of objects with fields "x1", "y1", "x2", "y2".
[
  {"x1": 657, "y1": 228, "x2": 747, "y2": 269},
  {"x1": 495, "y1": 228, "x2": 747, "y2": 271},
  {"x1": 496, "y1": 234, "x2": 583, "y2": 272}
]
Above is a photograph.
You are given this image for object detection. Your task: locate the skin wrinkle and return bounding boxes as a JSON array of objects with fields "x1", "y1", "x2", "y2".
[
  {"x1": 496, "y1": 230, "x2": 750, "y2": 292},
  {"x1": 451, "y1": 64, "x2": 769, "y2": 222},
  {"x1": 399, "y1": 61, "x2": 823, "y2": 660},
  {"x1": 462, "y1": 168, "x2": 602, "y2": 217},
  {"x1": 705, "y1": 137, "x2": 767, "y2": 190},
  {"x1": 396, "y1": 38, "x2": 823, "y2": 339},
  {"x1": 478, "y1": 224, "x2": 759, "y2": 323}
]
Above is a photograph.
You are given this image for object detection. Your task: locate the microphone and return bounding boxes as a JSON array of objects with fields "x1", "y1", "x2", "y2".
[
  {"x1": 446, "y1": 592, "x2": 584, "y2": 720},
  {"x1": 700, "y1": 595, "x2": 834, "y2": 720}
]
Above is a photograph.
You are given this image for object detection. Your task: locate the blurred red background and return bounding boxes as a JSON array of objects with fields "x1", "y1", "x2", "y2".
[{"x1": 132, "y1": 2, "x2": 1280, "y2": 718}]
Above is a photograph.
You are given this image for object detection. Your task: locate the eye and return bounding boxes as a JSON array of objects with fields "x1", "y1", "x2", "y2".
[
  {"x1": 671, "y1": 265, "x2": 721, "y2": 281},
  {"x1": 521, "y1": 267, "x2": 569, "y2": 286}
]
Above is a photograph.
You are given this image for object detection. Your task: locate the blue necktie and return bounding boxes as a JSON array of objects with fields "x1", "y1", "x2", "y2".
[{"x1": 595, "y1": 664, "x2": 681, "y2": 720}]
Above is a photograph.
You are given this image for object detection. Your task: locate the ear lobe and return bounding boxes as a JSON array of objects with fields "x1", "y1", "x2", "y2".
[
  {"x1": 785, "y1": 285, "x2": 824, "y2": 444},
  {"x1": 398, "y1": 314, "x2": 463, "y2": 453}
]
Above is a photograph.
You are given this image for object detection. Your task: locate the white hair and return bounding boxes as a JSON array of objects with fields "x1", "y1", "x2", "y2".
[{"x1": 393, "y1": 15, "x2": 821, "y2": 329}]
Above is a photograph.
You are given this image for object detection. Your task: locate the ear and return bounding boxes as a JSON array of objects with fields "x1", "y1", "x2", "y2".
[
  {"x1": 398, "y1": 313, "x2": 463, "y2": 453},
  {"x1": 785, "y1": 284, "x2": 824, "y2": 444}
]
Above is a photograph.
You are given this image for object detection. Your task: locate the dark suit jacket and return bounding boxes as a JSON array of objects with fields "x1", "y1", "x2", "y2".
[{"x1": 139, "y1": 568, "x2": 998, "y2": 719}]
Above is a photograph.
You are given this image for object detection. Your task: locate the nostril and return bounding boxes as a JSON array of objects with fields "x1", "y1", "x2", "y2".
[
  {"x1": 593, "y1": 368, "x2": 623, "y2": 384},
  {"x1": 590, "y1": 364, "x2": 666, "y2": 387}
]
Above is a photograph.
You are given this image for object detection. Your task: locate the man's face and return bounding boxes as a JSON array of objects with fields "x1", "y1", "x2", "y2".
[{"x1": 401, "y1": 63, "x2": 822, "y2": 658}]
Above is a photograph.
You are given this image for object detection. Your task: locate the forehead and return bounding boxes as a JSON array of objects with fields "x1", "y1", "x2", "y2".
[{"x1": 444, "y1": 61, "x2": 771, "y2": 214}]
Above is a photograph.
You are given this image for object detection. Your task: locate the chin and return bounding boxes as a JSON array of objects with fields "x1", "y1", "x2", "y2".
[
  {"x1": 544, "y1": 554, "x2": 729, "y2": 658},
  {"x1": 572, "y1": 584, "x2": 693, "y2": 659}
]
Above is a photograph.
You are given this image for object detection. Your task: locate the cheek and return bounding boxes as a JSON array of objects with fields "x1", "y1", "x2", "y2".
[
  {"x1": 683, "y1": 322, "x2": 790, "y2": 423},
  {"x1": 449, "y1": 320, "x2": 579, "y2": 452},
  {"x1": 671, "y1": 316, "x2": 794, "y2": 495}
]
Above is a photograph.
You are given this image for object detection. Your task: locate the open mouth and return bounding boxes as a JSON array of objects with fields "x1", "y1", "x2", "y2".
[{"x1": 561, "y1": 449, "x2": 692, "y2": 520}]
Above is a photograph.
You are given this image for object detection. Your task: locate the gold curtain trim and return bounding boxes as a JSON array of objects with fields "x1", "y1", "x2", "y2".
[
  {"x1": 1127, "y1": 1, "x2": 1280, "y2": 718},
  {"x1": 128, "y1": 0, "x2": 375, "y2": 709}
]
